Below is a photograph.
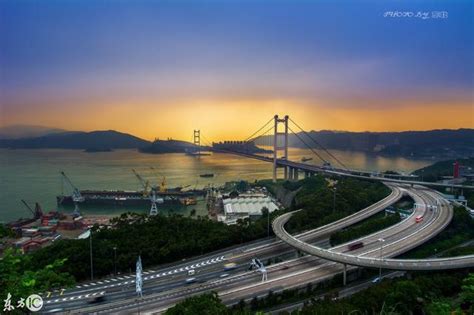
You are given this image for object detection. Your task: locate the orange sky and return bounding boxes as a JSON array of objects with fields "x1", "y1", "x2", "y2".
[{"x1": 3, "y1": 98, "x2": 473, "y2": 142}]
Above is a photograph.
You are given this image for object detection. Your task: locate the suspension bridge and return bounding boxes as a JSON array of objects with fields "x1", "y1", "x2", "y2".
[{"x1": 197, "y1": 114, "x2": 474, "y2": 190}]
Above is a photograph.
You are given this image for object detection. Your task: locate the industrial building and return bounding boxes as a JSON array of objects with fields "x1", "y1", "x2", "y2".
[{"x1": 217, "y1": 193, "x2": 280, "y2": 225}]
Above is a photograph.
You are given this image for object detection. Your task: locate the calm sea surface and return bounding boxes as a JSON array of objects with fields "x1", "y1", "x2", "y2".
[{"x1": 0, "y1": 148, "x2": 433, "y2": 222}]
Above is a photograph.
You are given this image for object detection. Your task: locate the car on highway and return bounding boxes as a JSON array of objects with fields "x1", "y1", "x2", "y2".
[
  {"x1": 415, "y1": 215, "x2": 424, "y2": 223},
  {"x1": 347, "y1": 241, "x2": 364, "y2": 251},
  {"x1": 219, "y1": 273, "x2": 229, "y2": 278},
  {"x1": 185, "y1": 277, "x2": 197, "y2": 284},
  {"x1": 88, "y1": 295, "x2": 107, "y2": 304},
  {"x1": 223, "y1": 262, "x2": 237, "y2": 271},
  {"x1": 188, "y1": 269, "x2": 195, "y2": 276}
]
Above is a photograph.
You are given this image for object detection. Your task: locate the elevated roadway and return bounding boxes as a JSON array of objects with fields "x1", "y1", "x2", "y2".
[
  {"x1": 217, "y1": 150, "x2": 474, "y2": 190},
  {"x1": 40, "y1": 184, "x2": 403, "y2": 313},
  {"x1": 41, "y1": 185, "x2": 473, "y2": 314},
  {"x1": 273, "y1": 187, "x2": 474, "y2": 270}
]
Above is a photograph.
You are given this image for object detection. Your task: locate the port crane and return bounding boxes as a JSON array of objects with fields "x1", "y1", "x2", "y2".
[
  {"x1": 21, "y1": 199, "x2": 43, "y2": 219},
  {"x1": 132, "y1": 169, "x2": 151, "y2": 197},
  {"x1": 150, "y1": 167, "x2": 167, "y2": 192},
  {"x1": 60, "y1": 171, "x2": 83, "y2": 217},
  {"x1": 60, "y1": 171, "x2": 84, "y2": 203},
  {"x1": 132, "y1": 168, "x2": 163, "y2": 216}
]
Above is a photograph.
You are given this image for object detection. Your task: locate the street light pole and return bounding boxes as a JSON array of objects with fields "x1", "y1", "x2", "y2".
[
  {"x1": 267, "y1": 210, "x2": 270, "y2": 238},
  {"x1": 113, "y1": 246, "x2": 117, "y2": 276},
  {"x1": 378, "y1": 238, "x2": 385, "y2": 280},
  {"x1": 90, "y1": 230, "x2": 94, "y2": 281}
]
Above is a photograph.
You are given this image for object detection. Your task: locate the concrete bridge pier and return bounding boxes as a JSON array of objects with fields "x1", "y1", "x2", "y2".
[
  {"x1": 343, "y1": 263, "x2": 347, "y2": 286},
  {"x1": 287, "y1": 167, "x2": 294, "y2": 181},
  {"x1": 293, "y1": 168, "x2": 299, "y2": 180}
]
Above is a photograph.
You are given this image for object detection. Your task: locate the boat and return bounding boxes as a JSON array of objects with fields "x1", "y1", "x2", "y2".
[
  {"x1": 301, "y1": 157, "x2": 313, "y2": 162},
  {"x1": 57, "y1": 188, "x2": 205, "y2": 207},
  {"x1": 199, "y1": 173, "x2": 214, "y2": 178},
  {"x1": 180, "y1": 197, "x2": 197, "y2": 206}
]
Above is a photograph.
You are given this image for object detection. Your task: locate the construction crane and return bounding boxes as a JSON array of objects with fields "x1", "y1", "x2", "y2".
[
  {"x1": 132, "y1": 169, "x2": 151, "y2": 197},
  {"x1": 21, "y1": 199, "x2": 43, "y2": 219},
  {"x1": 60, "y1": 171, "x2": 84, "y2": 203},
  {"x1": 150, "y1": 167, "x2": 167, "y2": 192}
]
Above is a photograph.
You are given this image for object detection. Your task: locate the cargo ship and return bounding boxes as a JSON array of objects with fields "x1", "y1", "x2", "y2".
[{"x1": 57, "y1": 188, "x2": 204, "y2": 207}]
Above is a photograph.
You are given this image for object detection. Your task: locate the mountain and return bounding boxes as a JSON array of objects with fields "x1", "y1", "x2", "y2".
[
  {"x1": 255, "y1": 129, "x2": 474, "y2": 159},
  {"x1": 139, "y1": 139, "x2": 200, "y2": 154},
  {"x1": 412, "y1": 157, "x2": 474, "y2": 182},
  {"x1": 0, "y1": 125, "x2": 67, "y2": 139},
  {"x1": 0, "y1": 130, "x2": 150, "y2": 150}
]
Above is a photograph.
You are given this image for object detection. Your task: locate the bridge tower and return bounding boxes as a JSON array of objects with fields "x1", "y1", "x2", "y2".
[
  {"x1": 273, "y1": 115, "x2": 289, "y2": 182},
  {"x1": 193, "y1": 130, "x2": 201, "y2": 154}
]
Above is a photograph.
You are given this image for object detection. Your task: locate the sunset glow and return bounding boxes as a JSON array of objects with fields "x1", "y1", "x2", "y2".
[{"x1": 1, "y1": 0, "x2": 472, "y2": 141}]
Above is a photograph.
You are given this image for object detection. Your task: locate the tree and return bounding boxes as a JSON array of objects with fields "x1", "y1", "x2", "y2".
[
  {"x1": 0, "y1": 248, "x2": 74, "y2": 303},
  {"x1": 460, "y1": 273, "x2": 474, "y2": 312},
  {"x1": 165, "y1": 292, "x2": 228, "y2": 315}
]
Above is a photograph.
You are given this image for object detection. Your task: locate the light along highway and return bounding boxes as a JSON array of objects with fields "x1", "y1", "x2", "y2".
[{"x1": 39, "y1": 185, "x2": 472, "y2": 314}]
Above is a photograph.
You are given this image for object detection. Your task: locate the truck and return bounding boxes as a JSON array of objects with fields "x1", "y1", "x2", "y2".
[{"x1": 347, "y1": 241, "x2": 364, "y2": 251}]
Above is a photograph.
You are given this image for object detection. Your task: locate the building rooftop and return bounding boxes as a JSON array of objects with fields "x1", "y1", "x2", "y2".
[{"x1": 223, "y1": 196, "x2": 279, "y2": 215}]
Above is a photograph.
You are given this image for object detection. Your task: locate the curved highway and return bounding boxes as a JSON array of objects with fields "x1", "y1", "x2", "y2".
[
  {"x1": 40, "y1": 185, "x2": 403, "y2": 313},
  {"x1": 273, "y1": 186, "x2": 474, "y2": 270},
  {"x1": 39, "y1": 185, "x2": 473, "y2": 314}
]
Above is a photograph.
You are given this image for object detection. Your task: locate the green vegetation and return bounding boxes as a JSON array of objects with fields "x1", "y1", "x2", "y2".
[
  {"x1": 0, "y1": 248, "x2": 74, "y2": 303},
  {"x1": 0, "y1": 223, "x2": 15, "y2": 238},
  {"x1": 284, "y1": 176, "x2": 391, "y2": 233},
  {"x1": 21, "y1": 175, "x2": 389, "y2": 283},
  {"x1": 402, "y1": 206, "x2": 474, "y2": 259},
  {"x1": 165, "y1": 292, "x2": 230, "y2": 315},
  {"x1": 296, "y1": 271, "x2": 473, "y2": 315},
  {"x1": 330, "y1": 212, "x2": 401, "y2": 246},
  {"x1": 30, "y1": 212, "x2": 273, "y2": 281},
  {"x1": 441, "y1": 245, "x2": 474, "y2": 257},
  {"x1": 413, "y1": 157, "x2": 474, "y2": 182},
  {"x1": 164, "y1": 271, "x2": 474, "y2": 315}
]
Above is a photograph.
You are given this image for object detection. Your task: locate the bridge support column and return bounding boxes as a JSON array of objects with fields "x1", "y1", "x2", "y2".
[
  {"x1": 343, "y1": 264, "x2": 347, "y2": 286},
  {"x1": 284, "y1": 166, "x2": 289, "y2": 180},
  {"x1": 294, "y1": 168, "x2": 299, "y2": 180},
  {"x1": 272, "y1": 115, "x2": 289, "y2": 183},
  {"x1": 288, "y1": 167, "x2": 295, "y2": 180}
]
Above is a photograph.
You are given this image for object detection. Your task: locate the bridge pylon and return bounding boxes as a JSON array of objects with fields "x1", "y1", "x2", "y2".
[
  {"x1": 273, "y1": 115, "x2": 289, "y2": 182},
  {"x1": 193, "y1": 130, "x2": 201, "y2": 155}
]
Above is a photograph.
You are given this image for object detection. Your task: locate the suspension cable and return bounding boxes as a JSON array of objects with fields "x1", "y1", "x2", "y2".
[
  {"x1": 287, "y1": 125, "x2": 328, "y2": 164},
  {"x1": 250, "y1": 124, "x2": 275, "y2": 144},
  {"x1": 289, "y1": 117, "x2": 348, "y2": 170},
  {"x1": 243, "y1": 117, "x2": 275, "y2": 143}
]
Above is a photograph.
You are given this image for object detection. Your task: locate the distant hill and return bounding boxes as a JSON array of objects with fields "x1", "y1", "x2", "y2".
[
  {"x1": 412, "y1": 157, "x2": 474, "y2": 182},
  {"x1": 255, "y1": 129, "x2": 474, "y2": 159},
  {"x1": 0, "y1": 130, "x2": 150, "y2": 150},
  {"x1": 0, "y1": 124, "x2": 67, "y2": 139},
  {"x1": 139, "y1": 139, "x2": 200, "y2": 154}
]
